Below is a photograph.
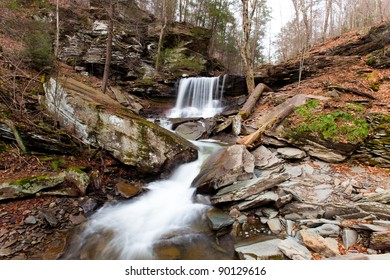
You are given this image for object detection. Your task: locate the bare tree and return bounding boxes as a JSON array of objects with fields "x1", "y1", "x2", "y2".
[
  {"x1": 155, "y1": 0, "x2": 168, "y2": 71},
  {"x1": 101, "y1": 0, "x2": 114, "y2": 93}
]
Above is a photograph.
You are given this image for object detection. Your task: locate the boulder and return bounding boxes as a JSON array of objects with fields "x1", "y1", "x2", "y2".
[
  {"x1": 175, "y1": 121, "x2": 207, "y2": 140},
  {"x1": 44, "y1": 77, "x2": 197, "y2": 175},
  {"x1": 193, "y1": 145, "x2": 255, "y2": 194},
  {"x1": 237, "y1": 192, "x2": 279, "y2": 211},
  {"x1": 206, "y1": 208, "x2": 234, "y2": 231}
]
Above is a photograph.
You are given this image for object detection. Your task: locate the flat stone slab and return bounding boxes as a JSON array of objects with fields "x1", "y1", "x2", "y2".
[
  {"x1": 278, "y1": 238, "x2": 312, "y2": 260},
  {"x1": 277, "y1": 147, "x2": 307, "y2": 160},
  {"x1": 235, "y1": 239, "x2": 284, "y2": 260},
  {"x1": 206, "y1": 208, "x2": 234, "y2": 230}
]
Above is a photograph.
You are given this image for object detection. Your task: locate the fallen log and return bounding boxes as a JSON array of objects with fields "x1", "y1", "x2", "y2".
[
  {"x1": 326, "y1": 85, "x2": 376, "y2": 100},
  {"x1": 237, "y1": 94, "x2": 329, "y2": 148},
  {"x1": 239, "y1": 83, "x2": 273, "y2": 120}
]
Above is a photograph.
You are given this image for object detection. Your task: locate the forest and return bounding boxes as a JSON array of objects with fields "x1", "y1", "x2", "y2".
[{"x1": 0, "y1": 0, "x2": 390, "y2": 262}]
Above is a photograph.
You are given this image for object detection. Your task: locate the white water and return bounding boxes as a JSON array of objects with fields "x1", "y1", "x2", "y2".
[
  {"x1": 167, "y1": 76, "x2": 225, "y2": 118},
  {"x1": 75, "y1": 141, "x2": 223, "y2": 260}
]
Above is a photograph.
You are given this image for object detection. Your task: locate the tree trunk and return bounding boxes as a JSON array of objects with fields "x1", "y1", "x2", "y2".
[
  {"x1": 101, "y1": 0, "x2": 114, "y2": 94},
  {"x1": 155, "y1": 0, "x2": 168, "y2": 72},
  {"x1": 237, "y1": 94, "x2": 329, "y2": 148},
  {"x1": 54, "y1": 0, "x2": 60, "y2": 57},
  {"x1": 323, "y1": 0, "x2": 332, "y2": 40},
  {"x1": 239, "y1": 83, "x2": 272, "y2": 120}
]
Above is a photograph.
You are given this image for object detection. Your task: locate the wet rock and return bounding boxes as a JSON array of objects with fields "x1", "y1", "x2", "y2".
[
  {"x1": 251, "y1": 146, "x2": 282, "y2": 169},
  {"x1": 300, "y1": 230, "x2": 339, "y2": 258},
  {"x1": 80, "y1": 198, "x2": 98, "y2": 216},
  {"x1": 69, "y1": 214, "x2": 85, "y2": 225},
  {"x1": 211, "y1": 173, "x2": 289, "y2": 204},
  {"x1": 39, "y1": 210, "x2": 59, "y2": 227},
  {"x1": 342, "y1": 229, "x2": 358, "y2": 249},
  {"x1": 277, "y1": 147, "x2": 307, "y2": 160},
  {"x1": 115, "y1": 181, "x2": 141, "y2": 199},
  {"x1": 44, "y1": 77, "x2": 198, "y2": 175},
  {"x1": 193, "y1": 145, "x2": 255, "y2": 194},
  {"x1": 235, "y1": 239, "x2": 284, "y2": 260},
  {"x1": 175, "y1": 121, "x2": 207, "y2": 140},
  {"x1": 206, "y1": 208, "x2": 234, "y2": 231},
  {"x1": 278, "y1": 238, "x2": 312, "y2": 260}
]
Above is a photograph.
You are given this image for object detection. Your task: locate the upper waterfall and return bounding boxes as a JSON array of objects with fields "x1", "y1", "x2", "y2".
[{"x1": 167, "y1": 76, "x2": 226, "y2": 118}]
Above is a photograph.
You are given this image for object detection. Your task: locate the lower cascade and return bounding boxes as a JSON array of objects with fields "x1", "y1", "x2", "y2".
[
  {"x1": 167, "y1": 76, "x2": 226, "y2": 118},
  {"x1": 64, "y1": 141, "x2": 233, "y2": 260}
]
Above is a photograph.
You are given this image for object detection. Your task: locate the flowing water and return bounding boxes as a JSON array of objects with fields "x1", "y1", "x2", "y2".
[
  {"x1": 167, "y1": 76, "x2": 226, "y2": 118},
  {"x1": 63, "y1": 76, "x2": 236, "y2": 259},
  {"x1": 65, "y1": 141, "x2": 234, "y2": 260}
]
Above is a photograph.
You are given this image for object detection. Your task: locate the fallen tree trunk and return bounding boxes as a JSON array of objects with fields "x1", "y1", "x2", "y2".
[
  {"x1": 326, "y1": 85, "x2": 376, "y2": 100},
  {"x1": 239, "y1": 83, "x2": 273, "y2": 120},
  {"x1": 237, "y1": 94, "x2": 329, "y2": 148}
]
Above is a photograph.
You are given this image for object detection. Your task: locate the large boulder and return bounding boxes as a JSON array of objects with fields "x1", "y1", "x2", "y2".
[
  {"x1": 44, "y1": 77, "x2": 197, "y2": 175},
  {"x1": 192, "y1": 145, "x2": 255, "y2": 194}
]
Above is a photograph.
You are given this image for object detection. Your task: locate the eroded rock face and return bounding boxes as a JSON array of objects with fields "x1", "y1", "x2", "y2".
[{"x1": 44, "y1": 77, "x2": 198, "y2": 175}]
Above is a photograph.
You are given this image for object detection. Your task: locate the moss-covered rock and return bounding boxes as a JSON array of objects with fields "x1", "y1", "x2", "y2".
[{"x1": 44, "y1": 77, "x2": 198, "y2": 175}]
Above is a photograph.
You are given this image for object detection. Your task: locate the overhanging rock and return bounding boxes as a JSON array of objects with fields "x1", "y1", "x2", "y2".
[{"x1": 44, "y1": 77, "x2": 197, "y2": 174}]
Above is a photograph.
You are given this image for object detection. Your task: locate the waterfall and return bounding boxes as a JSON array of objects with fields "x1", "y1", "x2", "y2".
[
  {"x1": 64, "y1": 141, "x2": 232, "y2": 260},
  {"x1": 167, "y1": 76, "x2": 225, "y2": 118}
]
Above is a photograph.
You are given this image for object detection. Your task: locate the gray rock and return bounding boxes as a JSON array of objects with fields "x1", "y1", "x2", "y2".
[
  {"x1": 299, "y1": 140, "x2": 348, "y2": 163},
  {"x1": 258, "y1": 208, "x2": 279, "y2": 219},
  {"x1": 351, "y1": 223, "x2": 389, "y2": 232},
  {"x1": 251, "y1": 146, "x2": 282, "y2": 169},
  {"x1": 0, "y1": 174, "x2": 65, "y2": 201},
  {"x1": 368, "y1": 190, "x2": 390, "y2": 204},
  {"x1": 313, "y1": 184, "x2": 333, "y2": 203},
  {"x1": 373, "y1": 220, "x2": 390, "y2": 229},
  {"x1": 237, "y1": 192, "x2": 279, "y2": 211},
  {"x1": 39, "y1": 210, "x2": 59, "y2": 227},
  {"x1": 267, "y1": 218, "x2": 282, "y2": 234},
  {"x1": 175, "y1": 121, "x2": 207, "y2": 140},
  {"x1": 280, "y1": 202, "x2": 324, "y2": 220},
  {"x1": 283, "y1": 166, "x2": 303, "y2": 178},
  {"x1": 310, "y1": 224, "x2": 340, "y2": 237},
  {"x1": 278, "y1": 238, "x2": 312, "y2": 260},
  {"x1": 210, "y1": 173, "x2": 289, "y2": 204},
  {"x1": 302, "y1": 164, "x2": 315, "y2": 176},
  {"x1": 65, "y1": 168, "x2": 90, "y2": 195},
  {"x1": 342, "y1": 229, "x2": 358, "y2": 249},
  {"x1": 235, "y1": 239, "x2": 284, "y2": 260},
  {"x1": 193, "y1": 145, "x2": 254, "y2": 194},
  {"x1": 275, "y1": 194, "x2": 293, "y2": 208},
  {"x1": 286, "y1": 220, "x2": 295, "y2": 236},
  {"x1": 0, "y1": 248, "x2": 13, "y2": 257},
  {"x1": 44, "y1": 78, "x2": 197, "y2": 175},
  {"x1": 277, "y1": 147, "x2": 307, "y2": 160},
  {"x1": 24, "y1": 216, "x2": 37, "y2": 225},
  {"x1": 367, "y1": 254, "x2": 390, "y2": 260},
  {"x1": 206, "y1": 208, "x2": 234, "y2": 231}
]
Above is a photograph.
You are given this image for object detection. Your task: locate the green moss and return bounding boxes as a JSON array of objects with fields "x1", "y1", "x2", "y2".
[
  {"x1": 161, "y1": 46, "x2": 205, "y2": 74},
  {"x1": 347, "y1": 103, "x2": 365, "y2": 112},
  {"x1": 366, "y1": 57, "x2": 377, "y2": 66},
  {"x1": 288, "y1": 101, "x2": 370, "y2": 144}
]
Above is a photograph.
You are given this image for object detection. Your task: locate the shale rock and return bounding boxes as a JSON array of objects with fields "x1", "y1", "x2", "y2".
[{"x1": 193, "y1": 145, "x2": 255, "y2": 194}]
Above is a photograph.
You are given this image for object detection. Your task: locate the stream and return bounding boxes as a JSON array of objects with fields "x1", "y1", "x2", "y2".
[{"x1": 63, "y1": 77, "x2": 236, "y2": 260}]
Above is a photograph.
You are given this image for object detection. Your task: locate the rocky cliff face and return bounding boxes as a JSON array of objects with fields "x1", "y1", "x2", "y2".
[{"x1": 58, "y1": 1, "x2": 217, "y2": 96}]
